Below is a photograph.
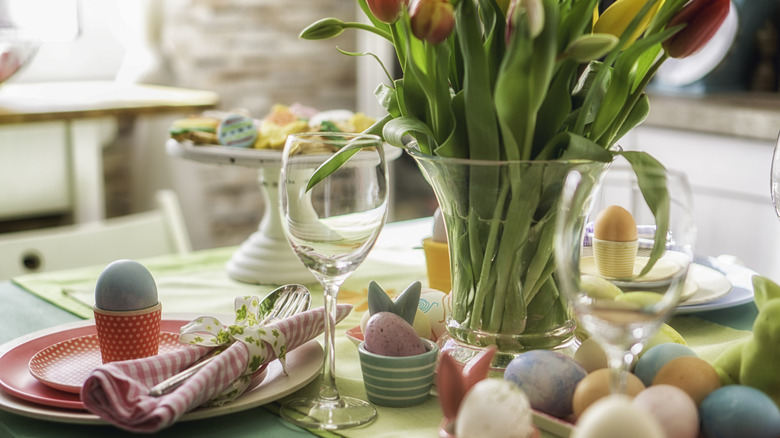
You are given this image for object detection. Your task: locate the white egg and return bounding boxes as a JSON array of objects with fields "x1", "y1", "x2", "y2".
[
  {"x1": 456, "y1": 379, "x2": 535, "y2": 438},
  {"x1": 573, "y1": 395, "x2": 665, "y2": 438},
  {"x1": 419, "y1": 289, "x2": 451, "y2": 340}
]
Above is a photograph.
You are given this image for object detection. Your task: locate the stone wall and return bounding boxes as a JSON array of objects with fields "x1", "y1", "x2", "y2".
[{"x1": 158, "y1": 0, "x2": 362, "y2": 248}]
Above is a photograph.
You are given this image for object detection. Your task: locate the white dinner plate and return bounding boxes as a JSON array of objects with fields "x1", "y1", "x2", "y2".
[
  {"x1": 0, "y1": 314, "x2": 323, "y2": 424},
  {"x1": 674, "y1": 258, "x2": 756, "y2": 314},
  {"x1": 677, "y1": 263, "x2": 732, "y2": 306}
]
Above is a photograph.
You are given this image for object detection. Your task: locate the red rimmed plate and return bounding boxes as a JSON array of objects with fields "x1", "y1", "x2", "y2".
[
  {"x1": 28, "y1": 332, "x2": 186, "y2": 394},
  {"x1": 0, "y1": 318, "x2": 189, "y2": 410}
]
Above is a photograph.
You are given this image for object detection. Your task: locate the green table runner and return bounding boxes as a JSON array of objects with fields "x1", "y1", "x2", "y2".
[{"x1": 9, "y1": 218, "x2": 756, "y2": 438}]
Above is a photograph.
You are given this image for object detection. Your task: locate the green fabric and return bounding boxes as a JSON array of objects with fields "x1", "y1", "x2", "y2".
[{"x1": 8, "y1": 218, "x2": 757, "y2": 438}]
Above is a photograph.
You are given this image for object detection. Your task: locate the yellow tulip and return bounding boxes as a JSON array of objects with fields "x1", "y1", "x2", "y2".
[{"x1": 593, "y1": 0, "x2": 665, "y2": 44}]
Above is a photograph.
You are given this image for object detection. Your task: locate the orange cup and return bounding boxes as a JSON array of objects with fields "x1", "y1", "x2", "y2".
[
  {"x1": 93, "y1": 302, "x2": 162, "y2": 363},
  {"x1": 423, "y1": 238, "x2": 451, "y2": 293}
]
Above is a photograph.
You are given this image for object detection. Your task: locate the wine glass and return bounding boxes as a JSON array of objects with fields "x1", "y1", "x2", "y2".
[
  {"x1": 278, "y1": 132, "x2": 387, "y2": 429},
  {"x1": 555, "y1": 163, "x2": 696, "y2": 393},
  {"x1": 770, "y1": 133, "x2": 780, "y2": 219}
]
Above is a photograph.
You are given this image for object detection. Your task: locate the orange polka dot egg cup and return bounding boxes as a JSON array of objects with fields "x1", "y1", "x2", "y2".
[{"x1": 93, "y1": 302, "x2": 162, "y2": 363}]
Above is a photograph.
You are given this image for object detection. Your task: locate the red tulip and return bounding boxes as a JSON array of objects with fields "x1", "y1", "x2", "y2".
[
  {"x1": 662, "y1": 0, "x2": 730, "y2": 58},
  {"x1": 410, "y1": 0, "x2": 455, "y2": 44},
  {"x1": 367, "y1": 0, "x2": 409, "y2": 24}
]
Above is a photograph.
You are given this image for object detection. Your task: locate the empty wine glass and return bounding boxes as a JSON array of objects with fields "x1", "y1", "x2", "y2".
[
  {"x1": 555, "y1": 163, "x2": 696, "y2": 393},
  {"x1": 278, "y1": 132, "x2": 388, "y2": 429}
]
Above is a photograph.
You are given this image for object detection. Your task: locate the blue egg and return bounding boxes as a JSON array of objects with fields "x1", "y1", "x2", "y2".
[
  {"x1": 504, "y1": 350, "x2": 586, "y2": 418},
  {"x1": 634, "y1": 343, "x2": 697, "y2": 386},
  {"x1": 95, "y1": 260, "x2": 158, "y2": 311},
  {"x1": 700, "y1": 385, "x2": 780, "y2": 438}
]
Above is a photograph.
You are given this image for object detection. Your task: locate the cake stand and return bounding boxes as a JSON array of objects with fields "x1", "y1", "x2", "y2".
[{"x1": 166, "y1": 138, "x2": 401, "y2": 285}]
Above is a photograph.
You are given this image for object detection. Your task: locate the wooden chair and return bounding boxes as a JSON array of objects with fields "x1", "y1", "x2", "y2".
[{"x1": 0, "y1": 190, "x2": 191, "y2": 279}]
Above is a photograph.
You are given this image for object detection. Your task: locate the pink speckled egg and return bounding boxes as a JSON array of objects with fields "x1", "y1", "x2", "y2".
[{"x1": 363, "y1": 312, "x2": 426, "y2": 357}]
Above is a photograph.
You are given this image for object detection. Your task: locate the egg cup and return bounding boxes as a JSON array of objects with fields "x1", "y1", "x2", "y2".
[
  {"x1": 93, "y1": 302, "x2": 162, "y2": 363},
  {"x1": 423, "y1": 238, "x2": 451, "y2": 293},
  {"x1": 592, "y1": 238, "x2": 638, "y2": 279},
  {"x1": 358, "y1": 338, "x2": 439, "y2": 407}
]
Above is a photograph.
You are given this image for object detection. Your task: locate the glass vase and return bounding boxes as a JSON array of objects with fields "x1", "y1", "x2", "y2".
[{"x1": 409, "y1": 148, "x2": 607, "y2": 369}]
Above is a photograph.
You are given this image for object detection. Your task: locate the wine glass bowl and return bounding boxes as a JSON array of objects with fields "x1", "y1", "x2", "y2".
[
  {"x1": 770, "y1": 132, "x2": 780, "y2": 220},
  {"x1": 556, "y1": 163, "x2": 696, "y2": 393},
  {"x1": 279, "y1": 132, "x2": 387, "y2": 429}
]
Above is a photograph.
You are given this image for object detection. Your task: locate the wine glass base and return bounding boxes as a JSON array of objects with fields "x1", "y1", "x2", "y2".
[{"x1": 280, "y1": 396, "x2": 377, "y2": 430}]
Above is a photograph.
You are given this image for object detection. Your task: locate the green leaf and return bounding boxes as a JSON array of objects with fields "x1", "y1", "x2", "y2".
[
  {"x1": 383, "y1": 116, "x2": 435, "y2": 151},
  {"x1": 536, "y1": 132, "x2": 613, "y2": 162},
  {"x1": 617, "y1": 150, "x2": 670, "y2": 276},
  {"x1": 305, "y1": 115, "x2": 392, "y2": 191}
]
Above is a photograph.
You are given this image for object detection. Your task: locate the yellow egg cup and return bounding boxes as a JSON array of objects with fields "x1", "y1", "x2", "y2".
[
  {"x1": 592, "y1": 238, "x2": 639, "y2": 279},
  {"x1": 423, "y1": 238, "x2": 451, "y2": 293}
]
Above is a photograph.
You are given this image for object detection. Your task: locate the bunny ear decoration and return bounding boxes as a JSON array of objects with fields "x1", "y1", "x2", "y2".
[
  {"x1": 436, "y1": 345, "x2": 497, "y2": 422},
  {"x1": 367, "y1": 280, "x2": 422, "y2": 325}
]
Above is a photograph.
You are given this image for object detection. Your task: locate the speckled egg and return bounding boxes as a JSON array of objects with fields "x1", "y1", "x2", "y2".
[
  {"x1": 504, "y1": 350, "x2": 587, "y2": 419},
  {"x1": 94, "y1": 260, "x2": 158, "y2": 311},
  {"x1": 363, "y1": 311, "x2": 427, "y2": 357},
  {"x1": 634, "y1": 343, "x2": 697, "y2": 387},
  {"x1": 700, "y1": 385, "x2": 780, "y2": 438},
  {"x1": 456, "y1": 379, "x2": 535, "y2": 438}
]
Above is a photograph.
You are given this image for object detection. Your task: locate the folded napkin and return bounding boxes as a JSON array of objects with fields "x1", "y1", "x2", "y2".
[{"x1": 82, "y1": 298, "x2": 352, "y2": 433}]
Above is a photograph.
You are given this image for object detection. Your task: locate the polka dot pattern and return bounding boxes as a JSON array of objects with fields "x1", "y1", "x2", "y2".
[
  {"x1": 28, "y1": 332, "x2": 185, "y2": 394},
  {"x1": 93, "y1": 303, "x2": 162, "y2": 363}
]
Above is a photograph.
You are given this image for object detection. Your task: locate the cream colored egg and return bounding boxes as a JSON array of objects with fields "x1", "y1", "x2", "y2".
[
  {"x1": 419, "y1": 289, "x2": 450, "y2": 340},
  {"x1": 594, "y1": 205, "x2": 637, "y2": 242},
  {"x1": 412, "y1": 308, "x2": 432, "y2": 339},
  {"x1": 573, "y1": 395, "x2": 665, "y2": 438},
  {"x1": 456, "y1": 379, "x2": 535, "y2": 438},
  {"x1": 573, "y1": 338, "x2": 608, "y2": 373}
]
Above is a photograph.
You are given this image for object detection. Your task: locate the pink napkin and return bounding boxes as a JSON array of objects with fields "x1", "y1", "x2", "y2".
[{"x1": 81, "y1": 304, "x2": 352, "y2": 433}]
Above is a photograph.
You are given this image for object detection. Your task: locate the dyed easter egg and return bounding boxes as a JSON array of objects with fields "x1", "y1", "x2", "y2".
[
  {"x1": 94, "y1": 260, "x2": 158, "y2": 311},
  {"x1": 504, "y1": 350, "x2": 587, "y2": 418},
  {"x1": 363, "y1": 312, "x2": 426, "y2": 357},
  {"x1": 700, "y1": 385, "x2": 780, "y2": 438},
  {"x1": 573, "y1": 395, "x2": 664, "y2": 438},
  {"x1": 419, "y1": 289, "x2": 450, "y2": 340},
  {"x1": 652, "y1": 356, "x2": 720, "y2": 405},
  {"x1": 456, "y1": 379, "x2": 535, "y2": 438},
  {"x1": 634, "y1": 343, "x2": 697, "y2": 386},
  {"x1": 632, "y1": 385, "x2": 699, "y2": 438},
  {"x1": 217, "y1": 113, "x2": 258, "y2": 148}
]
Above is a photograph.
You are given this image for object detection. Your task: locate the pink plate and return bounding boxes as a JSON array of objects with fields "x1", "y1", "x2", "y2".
[
  {"x1": 345, "y1": 325, "x2": 364, "y2": 346},
  {"x1": 0, "y1": 319, "x2": 189, "y2": 410},
  {"x1": 28, "y1": 332, "x2": 186, "y2": 394}
]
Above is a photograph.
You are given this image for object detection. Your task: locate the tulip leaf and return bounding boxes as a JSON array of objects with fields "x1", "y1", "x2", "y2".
[{"x1": 616, "y1": 150, "x2": 670, "y2": 276}]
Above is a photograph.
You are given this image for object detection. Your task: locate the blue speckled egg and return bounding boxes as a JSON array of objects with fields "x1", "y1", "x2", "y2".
[
  {"x1": 700, "y1": 385, "x2": 780, "y2": 438},
  {"x1": 95, "y1": 260, "x2": 158, "y2": 311},
  {"x1": 504, "y1": 350, "x2": 587, "y2": 418},
  {"x1": 634, "y1": 343, "x2": 697, "y2": 386}
]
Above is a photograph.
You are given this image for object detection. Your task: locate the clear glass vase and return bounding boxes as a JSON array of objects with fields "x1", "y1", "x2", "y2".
[{"x1": 409, "y1": 147, "x2": 608, "y2": 369}]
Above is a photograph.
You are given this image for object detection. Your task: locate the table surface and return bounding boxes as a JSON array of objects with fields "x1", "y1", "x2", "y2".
[
  {"x1": 0, "y1": 81, "x2": 219, "y2": 124},
  {"x1": 0, "y1": 218, "x2": 759, "y2": 437}
]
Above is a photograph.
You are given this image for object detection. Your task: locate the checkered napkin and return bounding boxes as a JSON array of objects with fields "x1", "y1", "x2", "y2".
[{"x1": 81, "y1": 301, "x2": 352, "y2": 433}]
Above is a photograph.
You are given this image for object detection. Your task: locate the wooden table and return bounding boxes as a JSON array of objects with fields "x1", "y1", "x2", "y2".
[{"x1": 0, "y1": 81, "x2": 218, "y2": 223}]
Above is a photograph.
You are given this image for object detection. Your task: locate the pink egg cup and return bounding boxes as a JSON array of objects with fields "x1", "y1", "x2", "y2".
[{"x1": 93, "y1": 302, "x2": 162, "y2": 363}]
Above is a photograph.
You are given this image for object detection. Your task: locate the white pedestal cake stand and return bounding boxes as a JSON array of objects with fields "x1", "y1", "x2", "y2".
[
  {"x1": 166, "y1": 138, "x2": 315, "y2": 284},
  {"x1": 166, "y1": 139, "x2": 402, "y2": 285}
]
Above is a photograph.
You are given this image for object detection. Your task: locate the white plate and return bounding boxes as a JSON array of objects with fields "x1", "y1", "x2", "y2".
[
  {"x1": 0, "y1": 315, "x2": 323, "y2": 424},
  {"x1": 674, "y1": 259, "x2": 755, "y2": 314},
  {"x1": 677, "y1": 263, "x2": 732, "y2": 306}
]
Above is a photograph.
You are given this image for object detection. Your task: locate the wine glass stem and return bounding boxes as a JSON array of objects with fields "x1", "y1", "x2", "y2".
[
  {"x1": 319, "y1": 277, "x2": 342, "y2": 402},
  {"x1": 606, "y1": 346, "x2": 634, "y2": 394}
]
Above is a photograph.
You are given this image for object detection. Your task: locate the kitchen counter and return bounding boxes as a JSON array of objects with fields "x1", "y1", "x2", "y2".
[{"x1": 646, "y1": 92, "x2": 780, "y2": 142}]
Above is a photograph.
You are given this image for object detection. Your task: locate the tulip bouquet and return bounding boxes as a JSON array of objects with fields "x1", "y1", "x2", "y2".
[{"x1": 301, "y1": 0, "x2": 728, "y2": 357}]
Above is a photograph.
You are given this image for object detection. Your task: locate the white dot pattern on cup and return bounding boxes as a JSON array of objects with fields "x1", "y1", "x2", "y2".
[{"x1": 94, "y1": 307, "x2": 162, "y2": 363}]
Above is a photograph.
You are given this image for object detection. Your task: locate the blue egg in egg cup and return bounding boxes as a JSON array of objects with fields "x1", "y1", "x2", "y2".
[{"x1": 93, "y1": 260, "x2": 162, "y2": 363}]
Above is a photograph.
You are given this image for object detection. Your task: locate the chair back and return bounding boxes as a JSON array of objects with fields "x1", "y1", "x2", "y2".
[{"x1": 0, "y1": 190, "x2": 191, "y2": 279}]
